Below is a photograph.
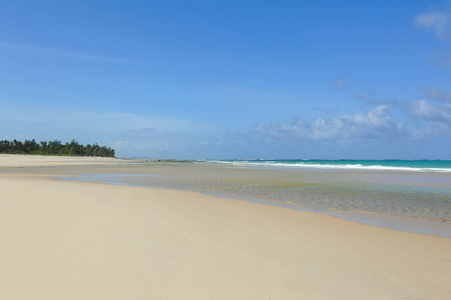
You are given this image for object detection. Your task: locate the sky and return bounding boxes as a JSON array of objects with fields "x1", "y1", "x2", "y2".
[{"x1": 1, "y1": 0, "x2": 451, "y2": 159}]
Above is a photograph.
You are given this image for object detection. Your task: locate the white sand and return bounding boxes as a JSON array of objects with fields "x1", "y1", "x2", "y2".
[
  {"x1": 1, "y1": 155, "x2": 450, "y2": 299},
  {"x1": 0, "y1": 154, "x2": 127, "y2": 167}
]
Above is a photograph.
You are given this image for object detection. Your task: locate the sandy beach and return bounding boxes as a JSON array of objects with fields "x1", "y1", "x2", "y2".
[
  {"x1": 0, "y1": 153, "x2": 128, "y2": 167},
  {"x1": 1, "y1": 155, "x2": 450, "y2": 299}
]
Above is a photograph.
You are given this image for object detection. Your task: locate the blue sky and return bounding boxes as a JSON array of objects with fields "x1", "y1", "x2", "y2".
[{"x1": 1, "y1": 0, "x2": 451, "y2": 159}]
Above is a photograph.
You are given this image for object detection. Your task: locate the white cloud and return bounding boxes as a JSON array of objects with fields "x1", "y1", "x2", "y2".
[
  {"x1": 411, "y1": 99, "x2": 451, "y2": 123},
  {"x1": 407, "y1": 98, "x2": 451, "y2": 139},
  {"x1": 254, "y1": 105, "x2": 409, "y2": 142},
  {"x1": 414, "y1": 11, "x2": 451, "y2": 37}
]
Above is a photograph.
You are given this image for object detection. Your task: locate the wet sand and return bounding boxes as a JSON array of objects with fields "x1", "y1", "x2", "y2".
[
  {"x1": 1, "y1": 155, "x2": 451, "y2": 299},
  {"x1": 7, "y1": 158, "x2": 449, "y2": 235}
]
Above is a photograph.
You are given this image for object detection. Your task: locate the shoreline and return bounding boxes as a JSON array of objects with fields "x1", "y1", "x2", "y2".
[
  {"x1": 2, "y1": 154, "x2": 450, "y2": 237},
  {"x1": 1, "y1": 154, "x2": 451, "y2": 298},
  {"x1": 62, "y1": 174, "x2": 451, "y2": 238}
]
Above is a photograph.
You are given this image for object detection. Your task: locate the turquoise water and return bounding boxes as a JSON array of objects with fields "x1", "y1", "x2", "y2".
[{"x1": 206, "y1": 159, "x2": 451, "y2": 172}]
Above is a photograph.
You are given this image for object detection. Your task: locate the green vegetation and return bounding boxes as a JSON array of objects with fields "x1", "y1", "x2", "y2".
[{"x1": 0, "y1": 139, "x2": 115, "y2": 157}]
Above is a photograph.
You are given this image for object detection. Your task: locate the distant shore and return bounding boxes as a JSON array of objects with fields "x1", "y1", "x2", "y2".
[{"x1": 1, "y1": 154, "x2": 450, "y2": 299}]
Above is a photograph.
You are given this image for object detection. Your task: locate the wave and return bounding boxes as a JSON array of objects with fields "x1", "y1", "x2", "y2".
[{"x1": 202, "y1": 160, "x2": 451, "y2": 172}]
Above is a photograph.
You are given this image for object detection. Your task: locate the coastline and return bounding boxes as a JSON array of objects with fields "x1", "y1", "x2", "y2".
[
  {"x1": 1, "y1": 155, "x2": 451, "y2": 299},
  {"x1": 52, "y1": 160, "x2": 451, "y2": 237}
]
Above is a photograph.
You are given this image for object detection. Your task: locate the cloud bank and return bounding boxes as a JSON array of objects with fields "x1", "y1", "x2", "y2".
[
  {"x1": 2, "y1": 83, "x2": 451, "y2": 159},
  {"x1": 411, "y1": 87, "x2": 451, "y2": 135},
  {"x1": 253, "y1": 105, "x2": 409, "y2": 142}
]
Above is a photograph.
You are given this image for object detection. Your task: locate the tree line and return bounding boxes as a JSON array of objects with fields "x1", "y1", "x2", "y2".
[{"x1": 0, "y1": 139, "x2": 115, "y2": 157}]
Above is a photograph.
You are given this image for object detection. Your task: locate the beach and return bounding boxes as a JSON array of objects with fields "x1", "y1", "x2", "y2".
[{"x1": 1, "y1": 155, "x2": 451, "y2": 299}]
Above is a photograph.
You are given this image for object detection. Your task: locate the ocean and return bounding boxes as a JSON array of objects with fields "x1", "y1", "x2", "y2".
[{"x1": 204, "y1": 159, "x2": 451, "y2": 172}]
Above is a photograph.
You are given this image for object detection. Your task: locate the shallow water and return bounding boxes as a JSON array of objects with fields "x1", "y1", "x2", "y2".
[
  {"x1": 53, "y1": 162, "x2": 451, "y2": 234},
  {"x1": 3, "y1": 161, "x2": 450, "y2": 237},
  {"x1": 76, "y1": 171, "x2": 451, "y2": 222}
]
